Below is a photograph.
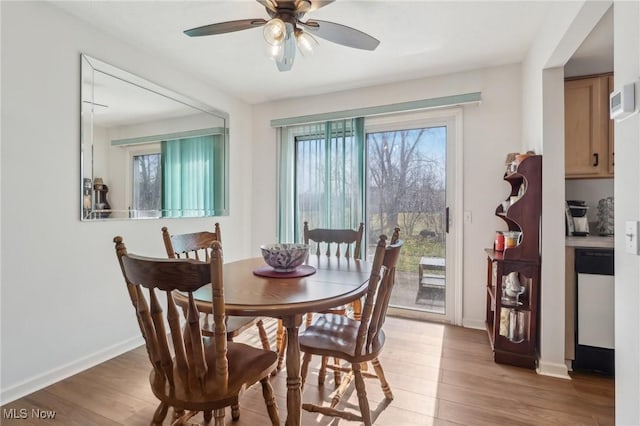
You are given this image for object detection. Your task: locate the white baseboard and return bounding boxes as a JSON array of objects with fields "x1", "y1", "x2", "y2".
[
  {"x1": 0, "y1": 335, "x2": 144, "y2": 405},
  {"x1": 537, "y1": 360, "x2": 571, "y2": 379},
  {"x1": 462, "y1": 320, "x2": 571, "y2": 380},
  {"x1": 462, "y1": 318, "x2": 486, "y2": 330}
]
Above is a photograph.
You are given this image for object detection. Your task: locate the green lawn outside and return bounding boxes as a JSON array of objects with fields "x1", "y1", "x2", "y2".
[{"x1": 366, "y1": 212, "x2": 445, "y2": 274}]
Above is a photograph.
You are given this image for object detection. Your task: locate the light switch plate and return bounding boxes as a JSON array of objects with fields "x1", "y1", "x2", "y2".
[
  {"x1": 464, "y1": 211, "x2": 472, "y2": 224},
  {"x1": 625, "y1": 221, "x2": 640, "y2": 255}
]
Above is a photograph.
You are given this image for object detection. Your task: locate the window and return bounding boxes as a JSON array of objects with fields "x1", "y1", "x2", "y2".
[
  {"x1": 125, "y1": 134, "x2": 223, "y2": 218},
  {"x1": 132, "y1": 152, "x2": 162, "y2": 213},
  {"x1": 278, "y1": 119, "x2": 364, "y2": 242}
]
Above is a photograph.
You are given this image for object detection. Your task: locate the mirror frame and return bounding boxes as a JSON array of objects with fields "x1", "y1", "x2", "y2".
[{"x1": 80, "y1": 53, "x2": 230, "y2": 221}]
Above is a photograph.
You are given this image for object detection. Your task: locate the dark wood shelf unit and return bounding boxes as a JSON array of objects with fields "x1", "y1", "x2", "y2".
[
  {"x1": 485, "y1": 155, "x2": 542, "y2": 369},
  {"x1": 493, "y1": 155, "x2": 542, "y2": 261}
]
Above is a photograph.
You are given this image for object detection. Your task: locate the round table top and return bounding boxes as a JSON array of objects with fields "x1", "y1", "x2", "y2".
[{"x1": 189, "y1": 255, "x2": 371, "y2": 317}]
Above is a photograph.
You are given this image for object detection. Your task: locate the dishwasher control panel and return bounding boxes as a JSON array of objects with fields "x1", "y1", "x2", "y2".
[{"x1": 575, "y1": 249, "x2": 614, "y2": 275}]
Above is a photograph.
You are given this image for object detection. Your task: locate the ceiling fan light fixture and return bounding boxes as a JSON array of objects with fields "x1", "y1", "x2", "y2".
[
  {"x1": 184, "y1": 0, "x2": 379, "y2": 72},
  {"x1": 295, "y1": 29, "x2": 318, "y2": 57},
  {"x1": 295, "y1": 0, "x2": 312, "y2": 13},
  {"x1": 263, "y1": 18, "x2": 286, "y2": 45},
  {"x1": 266, "y1": 42, "x2": 284, "y2": 61}
]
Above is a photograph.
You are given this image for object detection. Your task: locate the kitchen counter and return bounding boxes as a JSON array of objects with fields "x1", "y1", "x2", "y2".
[{"x1": 566, "y1": 235, "x2": 614, "y2": 249}]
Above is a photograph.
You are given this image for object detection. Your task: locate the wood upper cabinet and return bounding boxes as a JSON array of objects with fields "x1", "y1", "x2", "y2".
[{"x1": 564, "y1": 74, "x2": 613, "y2": 178}]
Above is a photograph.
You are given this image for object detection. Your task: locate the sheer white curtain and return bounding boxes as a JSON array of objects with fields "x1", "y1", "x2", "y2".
[{"x1": 277, "y1": 118, "x2": 365, "y2": 243}]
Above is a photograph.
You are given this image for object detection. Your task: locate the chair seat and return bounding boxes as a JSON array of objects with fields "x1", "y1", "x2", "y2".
[
  {"x1": 299, "y1": 314, "x2": 385, "y2": 362},
  {"x1": 151, "y1": 340, "x2": 278, "y2": 410},
  {"x1": 202, "y1": 316, "x2": 262, "y2": 339}
]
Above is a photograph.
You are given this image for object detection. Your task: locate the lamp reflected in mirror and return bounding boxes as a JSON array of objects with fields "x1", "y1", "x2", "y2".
[{"x1": 80, "y1": 54, "x2": 229, "y2": 221}]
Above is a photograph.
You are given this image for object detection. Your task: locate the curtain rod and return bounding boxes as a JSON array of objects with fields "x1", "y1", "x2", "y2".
[
  {"x1": 111, "y1": 127, "x2": 226, "y2": 147},
  {"x1": 270, "y1": 92, "x2": 481, "y2": 127}
]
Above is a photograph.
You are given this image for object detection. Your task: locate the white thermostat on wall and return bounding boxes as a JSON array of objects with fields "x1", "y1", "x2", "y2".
[{"x1": 609, "y1": 82, "x2": 635, "y2": 119}]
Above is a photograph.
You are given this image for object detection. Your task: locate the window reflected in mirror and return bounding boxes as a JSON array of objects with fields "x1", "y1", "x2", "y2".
[
  {"x1": 80, "y1": 54, "x2": 229, "y2": 221},
  {"x1": 132, "y1": 152, "x2": 161, "y2": 215}
]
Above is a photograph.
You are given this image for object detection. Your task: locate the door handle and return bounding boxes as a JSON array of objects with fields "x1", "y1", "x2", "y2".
[
  {"x1": 445, "y1": 207, "x2": 450, "y2": 234},
  {"x1": 593, "y1": 153, "x2": 599, "y2": 167}
]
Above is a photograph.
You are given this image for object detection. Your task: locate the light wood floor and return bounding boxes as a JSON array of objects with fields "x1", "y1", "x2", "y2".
[{"x1": 1, "y1": 317, "x2": 614, "y2": 425}]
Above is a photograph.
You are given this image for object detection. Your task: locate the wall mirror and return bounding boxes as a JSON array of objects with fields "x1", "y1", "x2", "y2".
[{"x1": 81, "y1": 54, "x2": 229, "y2": 221}]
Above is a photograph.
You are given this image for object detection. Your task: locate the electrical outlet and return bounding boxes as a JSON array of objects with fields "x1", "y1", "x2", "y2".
[
  {"x1": 464, "y1": 211, "x2": 472, "y2": 224},
  {"x1": 625, "y1": 221, "x2": 639, "y2": 255}
]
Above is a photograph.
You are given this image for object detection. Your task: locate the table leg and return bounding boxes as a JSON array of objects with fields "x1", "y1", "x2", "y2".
[{"x1": 283, "y1": 314, "x2": 303, "y2": 426}]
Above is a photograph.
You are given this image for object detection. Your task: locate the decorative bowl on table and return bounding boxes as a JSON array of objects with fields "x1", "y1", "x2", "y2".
[{"x1": 260, "y1": 243, "x2": 309, "y2": 272}]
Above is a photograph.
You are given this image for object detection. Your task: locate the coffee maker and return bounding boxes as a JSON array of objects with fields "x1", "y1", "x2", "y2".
[{"x1": 566, "y1": 200, "x2": 589, "y2": 236}]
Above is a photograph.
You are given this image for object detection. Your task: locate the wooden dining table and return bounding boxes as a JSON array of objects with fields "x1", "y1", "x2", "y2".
[{"x1": 186, "y1": 254, "x2": 372, "y2": 426}]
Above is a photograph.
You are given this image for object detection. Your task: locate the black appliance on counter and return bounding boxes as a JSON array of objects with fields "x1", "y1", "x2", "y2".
[
  {"x1": 566, "y1": 200, "x2": 589, "y2": 236},
  {"x1": 574, "y1": 248, "x2": 614, "y2": 376}
]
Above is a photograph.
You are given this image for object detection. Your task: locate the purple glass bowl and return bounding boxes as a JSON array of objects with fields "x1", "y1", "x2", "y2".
[{"x1": 260, "y1": 243, "x2": 309, "y2": 272}]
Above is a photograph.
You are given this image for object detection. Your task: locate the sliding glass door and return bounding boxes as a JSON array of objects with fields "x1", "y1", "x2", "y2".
[
  {"x1": 365, "y1": 111, "x2": 458, "y2": 322},
  {"x1": 280, "y1": 110, "x2": 461, "y2": 323}
]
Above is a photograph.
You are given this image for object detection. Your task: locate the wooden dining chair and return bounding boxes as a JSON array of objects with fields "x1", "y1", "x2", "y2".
[
  {"x1": 274, "y1": 221, "x2": 365, "y2": 377},
  {"x1": 304, "y1": 222, "x2": 365, "y2": 324},
  {"x1": 113, "y1": 237, "x2": 280, "y2": 426},
  {"x1": 162, "y1": 225, "x2": 271, "y2": 352},
  {"x1": 299, "y1": 233, "x2": 403, "y2": 426},
  {"x1": 276, "y1": 221, "x2": 364, "y2": 374},
  {"x1": 304, "y1": 221, "x2": 364, "y2": 260}
]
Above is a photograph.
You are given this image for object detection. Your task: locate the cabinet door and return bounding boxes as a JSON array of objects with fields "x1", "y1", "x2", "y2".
[{"x1": 565, "y1": 77, "x2": 609, "y2": 177}]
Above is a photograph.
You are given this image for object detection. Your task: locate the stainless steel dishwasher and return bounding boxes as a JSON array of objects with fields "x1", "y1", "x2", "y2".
[{"x1": 574, "y1": 248, "x2": 615, "y2": 375}]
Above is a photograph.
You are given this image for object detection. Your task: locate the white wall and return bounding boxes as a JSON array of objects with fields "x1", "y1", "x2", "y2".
[
  {"x1": 540, "y1": 66, "x2": 569, "y2": 377},
  {"x1": 0, "y1": 1, "x2": 254, "y2": 403},
  {"x1": 251, "y1": 64, "x2": 523, "y2": 329},
  {"x1": 522, "y1": 1, "x2": 611, "y2": 152},
  {"x1": 522, "y1": 2, "x2": 583, "y2": 152},
  {"x1": 521, "y1": 0, "x2": 611, "y2": 379},
  {"x1": 612, "y1": 2, "x2": 640, "y2": 423}
]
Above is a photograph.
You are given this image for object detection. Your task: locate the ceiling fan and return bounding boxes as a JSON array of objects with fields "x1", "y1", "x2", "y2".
[{"x1": 184, "y1": 0, "x2": 380, "y2": 72}]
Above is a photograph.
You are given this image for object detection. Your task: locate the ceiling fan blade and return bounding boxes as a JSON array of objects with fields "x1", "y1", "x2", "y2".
[
  {"x1": 299, "y1": 20, "x2": 379, "y2": 50},
  {"x1": 184, "y1": 19, "x2": 267, "y2": 37}
]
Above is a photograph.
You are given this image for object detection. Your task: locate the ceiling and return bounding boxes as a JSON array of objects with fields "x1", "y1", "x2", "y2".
[{"x1": 52, "y1": 1, "x2": 561, "y2": 104}]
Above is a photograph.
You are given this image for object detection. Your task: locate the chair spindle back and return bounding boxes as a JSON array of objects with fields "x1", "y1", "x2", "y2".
[
  {"x1": 354, "y1": 233, "x2": 403, "y2": 356},
  {"x1": 162, "y1": 223, "x2": 222, "y2": 261},
  {"x1": 303, "y1": 221, "x2": 364, "y2": 259},
  {"x1": 113, "y1": 236, "x2": 228, "y2": 396}
]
